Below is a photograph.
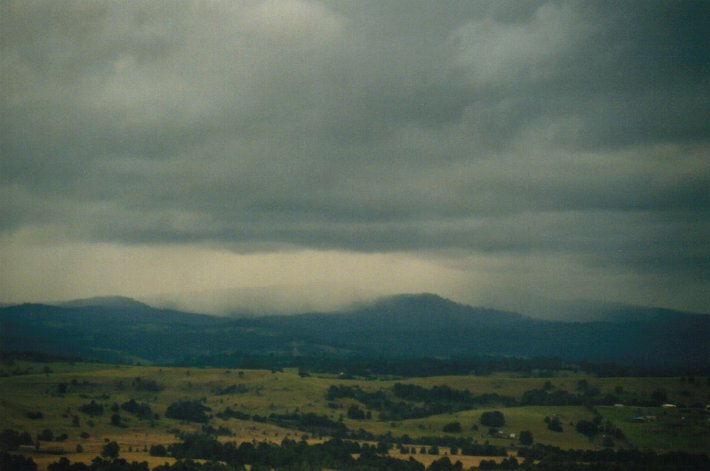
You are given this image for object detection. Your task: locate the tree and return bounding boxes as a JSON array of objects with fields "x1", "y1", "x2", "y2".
[
  {"x1": 101, "y1": 441, "x2": 120, "y2": 459},
  {"x1": 347, "y1": 405, "x2": 366, "y2": 420},
  {"x1": 547, "y1": 416, "x2": 563, "y2": 432},
  {"x1": 480, "y1": 411, "x2": 505, "y2": 428},
  {"x1": 428, "y1": 457, "x2": 461, "y2": 471},
  {"x1": 0, "y1": 429, "x2": 33, "y2": 451},
  {"x1": 0, "y1": 451, "x2": 37, "y2": 471},
  {"x1": 149, "y1": 444, "x2": 167, "y2": 457},
  {"x1": 121, "y1": 399, "x2": 153, "y2": 420},
  {"x1": 443, "y1": 422, "x2": 462, "y2": 433},
  {"x1": 651, "y1": 389, "x2": 667, "y2": 404},
  {"x1": 79, "y1": 400, "x2": 104, "y2": 417},
  {"x1": 576, "y1": 420, "x2": 598, "y2": 437},
  {"x1": 519, "y1": 430, "x2": 534, "y2": 446},
  {"x1": 165, "y1": 400, "x2": 210, "y2": 423},
  {"x1": 110, "y1": 414, "x2": 123, "y2": 427}
]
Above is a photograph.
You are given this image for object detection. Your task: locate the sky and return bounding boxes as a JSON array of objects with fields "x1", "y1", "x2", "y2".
[{"x1": 1, "y1": 0, "x2": 709, "y2": 314}]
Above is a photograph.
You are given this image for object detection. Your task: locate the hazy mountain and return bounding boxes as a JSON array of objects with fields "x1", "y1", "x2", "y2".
[
  {"x1": 488, "y1": 292, "x2": 709, "y2": 323},
  {"x1": 1, "y1": 293, "x2": 707, "y2": 368},
  {"x1": 58, "y1": 296, "x2": 154, "y2": 311},
  {"x1": 252, "y1": 293, "x2": 526, "y2": 335},
  {"x1": 244, "y1": 294, "x2": 708, "y2": 365},
  {"x1": 0, "y1": 301, "x2": 234, "y2": 363},
  {"x1": 143, "y1": 283, "x2": 380, "y2": 316}
]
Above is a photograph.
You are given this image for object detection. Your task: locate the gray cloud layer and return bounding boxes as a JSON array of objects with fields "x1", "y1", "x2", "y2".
[{"x1": 1, "y1": 1, "x2": 709, "y2": 310}]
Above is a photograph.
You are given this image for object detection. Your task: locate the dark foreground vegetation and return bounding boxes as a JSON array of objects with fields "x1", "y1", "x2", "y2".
[{"x1": 4, "y1": 435, "x2": 709, "y2": 471}]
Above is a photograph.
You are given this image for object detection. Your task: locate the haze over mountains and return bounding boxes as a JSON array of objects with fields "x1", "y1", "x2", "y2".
[
  {"x1": 143, "y1": 283, "x2": 381, "y2": 317},
  {"x1": 1, "y1": 293, "x2": 707, "y2": 369}
]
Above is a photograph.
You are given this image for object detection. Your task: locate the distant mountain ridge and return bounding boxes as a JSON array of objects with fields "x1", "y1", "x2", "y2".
[
  {"x1": 58, "y1": 296, "x2": 154, "y2": 310},
  {"x1": 0, "y1": 293, "x2": 707, "y2": 367},
  {"x1": 489, "y1": 293, "x2": 709, "y2": 323}
]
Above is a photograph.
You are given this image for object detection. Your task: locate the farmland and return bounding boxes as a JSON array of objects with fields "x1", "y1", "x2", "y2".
[{"x1": 1, "y1": 359, "x2": 709, "y2": 470}]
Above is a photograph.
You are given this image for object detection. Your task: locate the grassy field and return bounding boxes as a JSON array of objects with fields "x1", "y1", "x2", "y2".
[
  {"x1": 1, "y1": 361, "x2": 708, "y2": 469},
  {"x1": 597, "y1": 405, "x2": 710, "y2": 453}
]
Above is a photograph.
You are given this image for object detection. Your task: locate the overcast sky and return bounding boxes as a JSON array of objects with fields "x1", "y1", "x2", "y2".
[{"x1": 1, "y1": 0, "x2": 708, "y2": 314}]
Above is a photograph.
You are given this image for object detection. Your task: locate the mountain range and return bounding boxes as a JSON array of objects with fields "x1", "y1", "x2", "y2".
[{"x1": 0, "y1": 294, "x2": 707, "y2": 368}]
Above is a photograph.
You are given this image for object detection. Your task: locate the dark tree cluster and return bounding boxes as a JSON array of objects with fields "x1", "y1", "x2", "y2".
[
  {"x1": 346, "y1": 404, "x2": 367, "y2": 420},
  {"x1": 360, "y1": 432, "x2": 507, "y2": 457},
  {"x1": 120, "y1": 399, "x2": 154, "y2": 420},
  {"x1": 47, "y1": 456, "x2": 149, "y2": 471},
  {"x1": 177, "y1": 352, "x2": 575, "y2": 378},
  {"x1": 575, "y1": 415, "x2": 625, "y2": 441},
  {"x1": 0, "y1": 451, "x2": 37, "y2": 471},
  {"x1": 79, "y1": 401, "x2": 104, "y2": 417},
  {"x1": 131, "y1": 377, "x2": 163, "y2": 392},
  {"x1": 517, "y1": 444, "x2": 710, "y2": 471},
  {"x1": 326, "y1": 383, "x2": 514, "y2": 421},
  {"x1": 267, "y1": 412, "x2": 347, "y2": 436},
  {"x1": 480, "y1": 411, "x2": 505, "y2": 428},
  {"x1": 0, "y1": 429, "x2": 33, "y2": 450},
  {"x1": 545, "y1": 416, "x2": 563, "y2": 432},
  {"x1": 165, "y1": 400, "x2": 211, "y2": 424},
  {"x1": 519, "y1": 430, "x2": 534, "y2": 446},
  {"x1": 215, "y1": 408, "x2": 250, "y2": 421},
  {"x1": 149, "y1": 444, "x2": 168, "y2": 457},
  {"x1": 442, "y1": 422, "x2": 462, "y2": 433},
  {"x1": 213, "y1": 384, "x2": 248, "y2": 395},
  {"x1": 138, "y1": 435, "x2": 430, "y2": 471}
]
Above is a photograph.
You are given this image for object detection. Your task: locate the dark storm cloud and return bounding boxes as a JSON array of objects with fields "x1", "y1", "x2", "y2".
[{"x1": 1, "y1": 0, "x2": 708, "y2": 287}]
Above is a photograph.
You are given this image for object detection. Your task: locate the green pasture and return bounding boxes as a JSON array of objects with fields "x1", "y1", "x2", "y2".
[
  {"x1": 1, "y1": 361, "x2": 708, "y2": 462},
  {"x1": 597, "y1": 405, "x2": 710, "y2": 454}
]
